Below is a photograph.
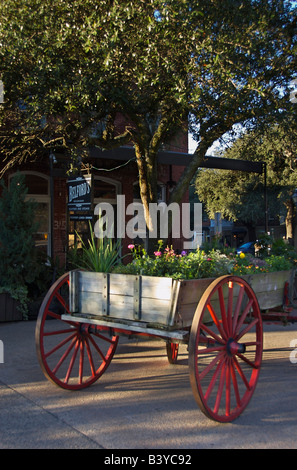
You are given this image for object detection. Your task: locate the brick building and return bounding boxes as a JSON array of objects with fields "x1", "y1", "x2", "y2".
[{"x1": 1, "y1": 126, "x2": 189, "y2": 266}]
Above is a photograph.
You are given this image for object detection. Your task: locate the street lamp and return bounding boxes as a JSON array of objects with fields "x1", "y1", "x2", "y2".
[
  {"x1": 0, "y1": 80, "x2": 4, "y2": 104},
  {"x1": 292, "y1": 189, "x2": 297, "y2": 206},
  {"x1": 49, "y1": 151, "x2": 56, "y2": 259}
]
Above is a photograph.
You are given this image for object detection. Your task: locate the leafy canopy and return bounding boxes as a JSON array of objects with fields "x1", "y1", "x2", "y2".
[
  {"x1": 0, "y1": 0, "x2": 296, "y2": 212},
  {"x1": 196, "y1": 116, "x2": 297, "y2": 228}
]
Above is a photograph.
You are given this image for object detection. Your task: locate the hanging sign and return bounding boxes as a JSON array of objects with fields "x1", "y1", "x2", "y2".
[{"x1": 67, "y1": 175, "x2": 93, "y2": 212}]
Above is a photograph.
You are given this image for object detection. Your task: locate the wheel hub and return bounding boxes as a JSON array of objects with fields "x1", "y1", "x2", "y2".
[
  {"x1": 79, "y1": 323, "x2": 90, "y2": 336},
  {"x1": 227, "y1": 338, "x2": 246, "y2": 356}
]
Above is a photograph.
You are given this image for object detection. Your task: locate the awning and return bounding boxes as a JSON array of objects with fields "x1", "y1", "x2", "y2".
[{"x1": 88, "y1": 146, "x2": 264, "y2": 174}]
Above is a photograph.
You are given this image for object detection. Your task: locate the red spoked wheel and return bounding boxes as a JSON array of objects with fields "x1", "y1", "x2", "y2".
[
  {"x1": 35, "y1": 272, "x2": 118, "y2": 390},
  {"x1": 189, "y1": 275, "x2": 263, "y2": 423},
  {"x1": 166, "y1": 342, "x2": 179, "y2": 364}
]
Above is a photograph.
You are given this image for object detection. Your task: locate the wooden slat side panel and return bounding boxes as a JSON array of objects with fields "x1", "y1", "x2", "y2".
[
  {"x1": 74, "y1": 272, "x2": 175, "y2": 326},
  {"x1": 109, "y1": 274, "x2": 135, "y2": 296},
  {"x1": 77, "y1": 291, "x2": 173, "y2": 324},
  {"x1": 141, "y1": 276, "x2": 173, "y2": 301},
  {"x1": 79, "y1": 291, "x2": 104, "y2": 316},
  {"x1": 140, "y1": 276, "x2": 173, "y2": 325},
  {"x1": 140, "y1": 297, "x2": 172, "y2": 324},
  {"x1": 242, "y1": 270, "x2": 291, "y2": 310},
  {"x1": 177, "y1": 278, "x2": 215, "y2": 306},
  {"x1": 77, "y1": 271, "x2": 105, "y2": 293}
]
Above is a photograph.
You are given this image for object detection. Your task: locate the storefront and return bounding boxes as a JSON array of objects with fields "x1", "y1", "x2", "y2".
[{"x1": 3, "y1": 144, "x2": 189, "y2": 266}]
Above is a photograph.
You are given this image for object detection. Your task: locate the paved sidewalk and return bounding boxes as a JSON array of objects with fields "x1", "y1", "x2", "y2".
[{"x1": 0, "y1": 318, "x2": 297, "y2": 449}]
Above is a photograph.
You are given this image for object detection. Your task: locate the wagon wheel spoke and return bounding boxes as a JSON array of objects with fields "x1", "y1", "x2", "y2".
[
  {"x1": 35, "y1": 272, "x2": 119, "y2": 390},
  {"x1": 189, "y1": 275, "x2": 263, "y2": 423},
  {"x1": 64, "y1": 338, "x2": 80, "y2": 383},
  {"x1": 44, "y1": 331, "x2": 77, "y2": 359},
  {"x1": 84, "y1": 337, "x2": 97, "y2": 377},
  {"x1": 52, "y1": 335, "x2": 78, "y2": 374},
  {"x1": 198, "y1": 351, "x2": 224, "y2": 381},
  {"x1": 79, "y1": 339, "x2": 84, "y2": 385}
]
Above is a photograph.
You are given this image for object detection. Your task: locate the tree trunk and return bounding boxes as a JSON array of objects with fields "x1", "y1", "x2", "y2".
[
  {"x1": 134, "y1": 143, "x2": 158, "y2": 253},
  {"x1": 285, "y1": 199, "x2": 295, "y2": 246}
]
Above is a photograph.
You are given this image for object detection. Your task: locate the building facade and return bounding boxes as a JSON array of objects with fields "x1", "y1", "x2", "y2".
[{"x1": 1, "y1": 132, "x2": 189, "y2": 266}]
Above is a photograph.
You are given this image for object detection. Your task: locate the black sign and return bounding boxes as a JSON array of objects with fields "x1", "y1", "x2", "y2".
[{"x1": 67, "y1": 175, "x2": 93, "y2": 212}]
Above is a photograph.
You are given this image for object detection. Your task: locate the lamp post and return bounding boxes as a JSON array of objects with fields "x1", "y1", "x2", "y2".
[
  {"x1": 292, "y1": 189, "x2": 297, "y2": 207},
  {"x1": 49, "y1": 151, "x2": 57, "y2": 259},
  {"x1": 0, "y1": 80, "x2": 4, "y2": 104}
]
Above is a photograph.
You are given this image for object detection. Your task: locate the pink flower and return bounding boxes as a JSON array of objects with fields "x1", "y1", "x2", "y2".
[
  {"x1": 154, "y1": 251, "x2": 162, "y2": 257},
  {"x1": 128, "y1": 244, "x2": 135, "y2": 250}
]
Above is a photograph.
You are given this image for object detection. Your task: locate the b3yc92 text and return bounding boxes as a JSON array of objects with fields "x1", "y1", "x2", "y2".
[{"x1": 147, "y1": 454, "x2": 191, "y2": 465}]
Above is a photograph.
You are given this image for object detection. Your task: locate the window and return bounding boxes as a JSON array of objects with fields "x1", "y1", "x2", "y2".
[
  {"x1": 133, "y1": 182, "x2": 166, "y2": 203},
  {"x1": 68, "y1": 176, "x2": 121, "y2": 248},
  {"x1": 9, "y1": 172, "x2": 50, "y2": 256}
]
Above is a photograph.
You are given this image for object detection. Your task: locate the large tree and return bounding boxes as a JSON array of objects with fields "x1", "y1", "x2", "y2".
[
  {"x1": 196, "y1": 116, "x2": 297, "y2": 241},
  {"x1": 0, "y1": 0, "x2": 296, "y2": 237}
]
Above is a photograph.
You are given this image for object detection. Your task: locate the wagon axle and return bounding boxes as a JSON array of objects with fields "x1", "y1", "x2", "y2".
[{"x1": 227, "y1": 338, "x2": 246, "y2": 356}]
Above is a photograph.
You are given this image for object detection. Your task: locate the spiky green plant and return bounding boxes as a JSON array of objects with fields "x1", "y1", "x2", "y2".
[{"x1": 75, "y1": 222, "x2": 122, "y2": 273}]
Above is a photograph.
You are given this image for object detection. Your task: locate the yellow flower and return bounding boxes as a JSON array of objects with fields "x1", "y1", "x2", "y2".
[{"x1": 239, "y1": 252, "x2": 245, "y2": 259}]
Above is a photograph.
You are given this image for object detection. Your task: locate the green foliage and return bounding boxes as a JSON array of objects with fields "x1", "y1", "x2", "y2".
[
  {"x1": 114, "y1": 239, "x2": 295, "y2": 280},
  {"x1": 265, "y1": 255, "x2": 293, "y2": 272},
  {"x1": 0, "y1": 285, "x2": 29, "y2": 318},
  {"x1": 196, "y1": 118, "x2": 297, "y2": 230},
  {"x1": 0, "y1": 173, "x2": 38, "y2": 283},
  {"x1": 232, "y1": 254, "x2": 269, "y2": 275},
  {"x1": 0, "y1": 172, "x2": 41, "y2": 317},
  {"x1": 70, "y1": 222, "x2": 122, "y2": 273},
  {"x1": 114, "y1": 243, "x2": 235, "y2": 280},
  {"x1": 271, "y1": 238, "x2": 297, "y2": 265},
  {"x1": 0, "y1": 0, "x2": 296, "y2": 220}
]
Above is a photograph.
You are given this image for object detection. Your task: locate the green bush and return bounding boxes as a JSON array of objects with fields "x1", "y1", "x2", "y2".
[
  {"x1": 0, "y1": 173, "x2": 41, "y2": 317},
  {"x1": 271, "y1": 238, "x2": 297, "y2": 265}
]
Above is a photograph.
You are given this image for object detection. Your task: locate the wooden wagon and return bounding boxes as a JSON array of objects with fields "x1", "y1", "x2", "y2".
[{"x1": 35, "y1": 269, "x2": 291, "y2": 423}]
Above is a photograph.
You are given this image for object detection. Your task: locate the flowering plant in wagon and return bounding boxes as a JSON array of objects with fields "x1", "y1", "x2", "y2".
[
  {"x1": 232, "y1": 252, "x2": 293, "y2": 275},
  {"x1": 112, "y1": 239, "x2": 296, "y2": 280},
  {"x1": 113, "y1": 241, "x2": 236, "y2": 279}
]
